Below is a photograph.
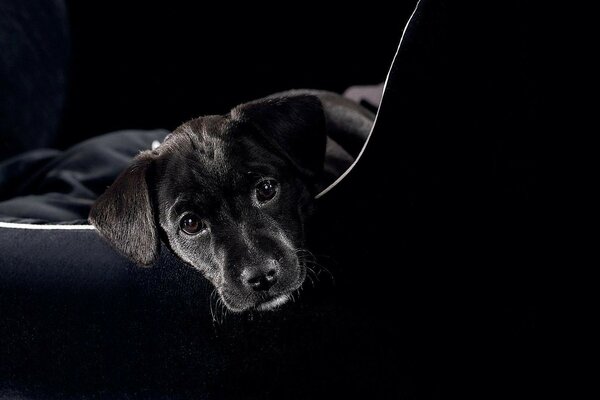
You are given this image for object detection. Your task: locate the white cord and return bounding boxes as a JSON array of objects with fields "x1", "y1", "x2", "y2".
[{"x1": 315, "y1": 0, "x2": 422, "y2": 199}]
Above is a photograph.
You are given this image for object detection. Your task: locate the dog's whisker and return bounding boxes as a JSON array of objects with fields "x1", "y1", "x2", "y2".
[
  {"x1": 301, "y1": 258, "x2": 335, "y2": 286},
  {"x1": 214, "y1": 295, "x2": 221, "y2": 323},
  {"x1": 303, "y1": 265, "x2": 318, "y2": 288},
  {"x1": 295, "y1": 248, "x2": 318, "y2": 262},
  {"x1": 209, "y1": 288, "x2": 218, "y2": 324},
  {"x1": 215, "y1": 296, "x2": 228, "y2": 324},
  {"x1": 293, "y1": 248, "x2": 335, "y2": 291},
  {"x1": 317, "y1": 265, "x2": 335, "y2": 285},
  {"x1": 221, "y1": 301, "x2": 228, "y2": 324}
]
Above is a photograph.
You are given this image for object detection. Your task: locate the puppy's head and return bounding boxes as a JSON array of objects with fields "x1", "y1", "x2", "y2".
[{"x1": 90, "y1": 95, "x2": 326, "y2": 311}]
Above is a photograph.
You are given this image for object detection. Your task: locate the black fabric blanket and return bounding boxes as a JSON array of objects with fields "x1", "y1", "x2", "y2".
[{"x1": 0, "y1": 130, "x2": 167, "y2": 223}]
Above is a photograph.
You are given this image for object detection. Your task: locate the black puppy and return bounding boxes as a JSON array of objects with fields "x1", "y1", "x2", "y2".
[{"x1": 89, "y1": 90, "x2": 373, "y2": 312}]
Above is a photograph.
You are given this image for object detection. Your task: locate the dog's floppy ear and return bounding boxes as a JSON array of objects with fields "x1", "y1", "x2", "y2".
[
  {"x1": 232, "y1": 94, "x2": 327, "y2": 179},
  {"x1": 89, "y1": 151, "x2": 159, "y2": 266}
]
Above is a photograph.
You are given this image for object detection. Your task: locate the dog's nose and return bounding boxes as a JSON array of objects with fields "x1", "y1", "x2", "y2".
[{"x1": 242, "y1": 265, "x2": 278, "y2": 292}]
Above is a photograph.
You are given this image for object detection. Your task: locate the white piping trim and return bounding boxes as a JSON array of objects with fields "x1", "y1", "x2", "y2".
[
  {"x1": 315, "y1": 0, "x2": 422, "y2": 199},
  {"x1": 0, "y1": 221, "x2": 96, "y2": 230}
]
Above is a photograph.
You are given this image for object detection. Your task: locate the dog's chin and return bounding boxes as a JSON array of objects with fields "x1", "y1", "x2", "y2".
[
  {"x1": 219, "y1": 264, "x2": 306, "y2": 313},
  {"x1": 255, "y1": 294, "x2": 292, "y2": 311},
  {"x1": 219, "y1": 292, "x2": 291, "y2": 313}
]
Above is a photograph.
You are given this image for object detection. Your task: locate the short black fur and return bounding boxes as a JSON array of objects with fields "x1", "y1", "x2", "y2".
[{"x1": 90, "y1": 92, "x2": 343, "y2": 311}]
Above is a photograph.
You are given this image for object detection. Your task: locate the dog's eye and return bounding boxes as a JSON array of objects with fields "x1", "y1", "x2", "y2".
[
  {"x1": 255, "y1": 179, "x2": 279, "y2": 203},
  {"x1": 180, "y1": 214, "x2": 207, "y2": 235}
]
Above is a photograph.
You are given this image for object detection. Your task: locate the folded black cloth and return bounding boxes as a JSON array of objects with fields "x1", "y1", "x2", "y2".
[{"x1": 0, "y1": 130, "x2": 168, "y2": 222}]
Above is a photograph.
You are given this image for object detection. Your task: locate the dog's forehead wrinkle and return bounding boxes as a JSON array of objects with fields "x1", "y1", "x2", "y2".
[{"x1": 172, "y1": 115, "x2": 231, "y2": 161}]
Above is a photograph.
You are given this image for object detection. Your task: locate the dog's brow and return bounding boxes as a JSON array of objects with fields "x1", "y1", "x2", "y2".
[
  {"x1": 167, "y1": 195, "x2": 202, "y2": 217},
  {"x1": 166, "y1": 197, "x2": 181, "y2": 217},
  {"x1": 244, "y1": 162, "x2": 278, "y2": 177}
]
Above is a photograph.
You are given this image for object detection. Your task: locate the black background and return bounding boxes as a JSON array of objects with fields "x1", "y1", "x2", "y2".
[{"x1": 59, "y1": 1, "x2": 414, "y2": 148}]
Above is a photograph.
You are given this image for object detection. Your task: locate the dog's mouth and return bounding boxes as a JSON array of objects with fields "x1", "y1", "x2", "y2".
[
  {"x1": 220, "y1": 263, "x2": 306, "y2": 312},
  {"x1": 253, "y1": 264, "x2": 306, "y2": 311},
  {"x1": 254, "y1": 294, "x2": 291, "y2": 311}
]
